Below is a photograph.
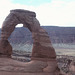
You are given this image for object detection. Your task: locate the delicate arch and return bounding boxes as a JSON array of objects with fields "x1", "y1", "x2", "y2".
[{"x1": 0, "y1": 9, "x2": 56, "y2": 60}]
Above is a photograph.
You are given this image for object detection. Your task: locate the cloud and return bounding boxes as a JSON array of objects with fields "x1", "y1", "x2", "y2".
[
  {"x1": 0, "y1": 0, "x2": 13, "y2": 27},
  {"x1": 39, "y1": 0, "x2": 75, "y2": 27},
  {"x1": 0, "y1": 0, "x2": 34, "y2": 28},
  {"x1": 0, "y1": 0, "x2": 75, "y2": 28},
  {"x1": 36, "y1": 0, "x2": 75, "y2": 26}
]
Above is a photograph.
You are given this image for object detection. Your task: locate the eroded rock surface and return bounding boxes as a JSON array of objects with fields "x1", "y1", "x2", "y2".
[{"x1": 0, "y1": 9, "x2": 64, "y2": 75}]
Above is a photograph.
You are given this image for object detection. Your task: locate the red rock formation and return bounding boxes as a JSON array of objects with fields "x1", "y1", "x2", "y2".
[
  {"x1": 69, "y1": 61, "x2": 75, "y2": 74},
  {"x1": 0, "y1": 9, "x2": 64, "y2": 74}
]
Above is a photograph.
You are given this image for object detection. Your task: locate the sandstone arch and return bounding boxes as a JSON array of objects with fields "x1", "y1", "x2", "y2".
[
  {"x1": 0, "y1": 9, "x2": 62, "y2": 74},
  {"x1": 0, "y1": 9, "x2": 56, "y2": 59}
]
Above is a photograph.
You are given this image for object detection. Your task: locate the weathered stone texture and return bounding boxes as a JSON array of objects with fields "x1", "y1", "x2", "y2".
[
  {"x1": 0, "y1": 40, "x2": 12, "y2": 57},
  {"x1": 0, "y1": 9, "x2": 56, "y2": 59},
  {"x1": 0, "y1": 9, "x2": 64, "y2": 74}
]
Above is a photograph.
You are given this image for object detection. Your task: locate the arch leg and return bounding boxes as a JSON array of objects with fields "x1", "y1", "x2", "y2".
[{"x1": 0, "y1": 13, "x2": 20, "y2": 57}]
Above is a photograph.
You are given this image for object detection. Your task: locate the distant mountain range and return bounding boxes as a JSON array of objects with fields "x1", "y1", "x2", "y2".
[{"x1": 0, "y1": 26, "x2": 75, "y2": 44}]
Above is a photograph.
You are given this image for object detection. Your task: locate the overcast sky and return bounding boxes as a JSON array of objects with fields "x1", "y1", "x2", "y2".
[{"x1": 0, "y1": 0, "x2": 75, "y2": 28}]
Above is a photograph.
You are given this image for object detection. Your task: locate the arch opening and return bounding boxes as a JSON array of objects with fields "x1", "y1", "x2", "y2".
[
  {"x1": 16, "y1": 24, "x2": 23, "y2": 28},
  {"x1": 8, "y1": 24, "x2": 33, "y2": 62}
]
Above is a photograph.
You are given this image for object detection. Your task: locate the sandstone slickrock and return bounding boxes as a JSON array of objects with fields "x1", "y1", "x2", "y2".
[
  {"x1": 69, "y1": 61, "x2": 75, "y2": 74},
  {"x1": 0, "y1": 9, "x2": 64, "y2": 75}
]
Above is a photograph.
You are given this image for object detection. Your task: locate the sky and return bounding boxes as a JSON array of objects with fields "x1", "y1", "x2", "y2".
[{"x1": 0, "y1": 0, "x2": 75, "y2": 28}]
